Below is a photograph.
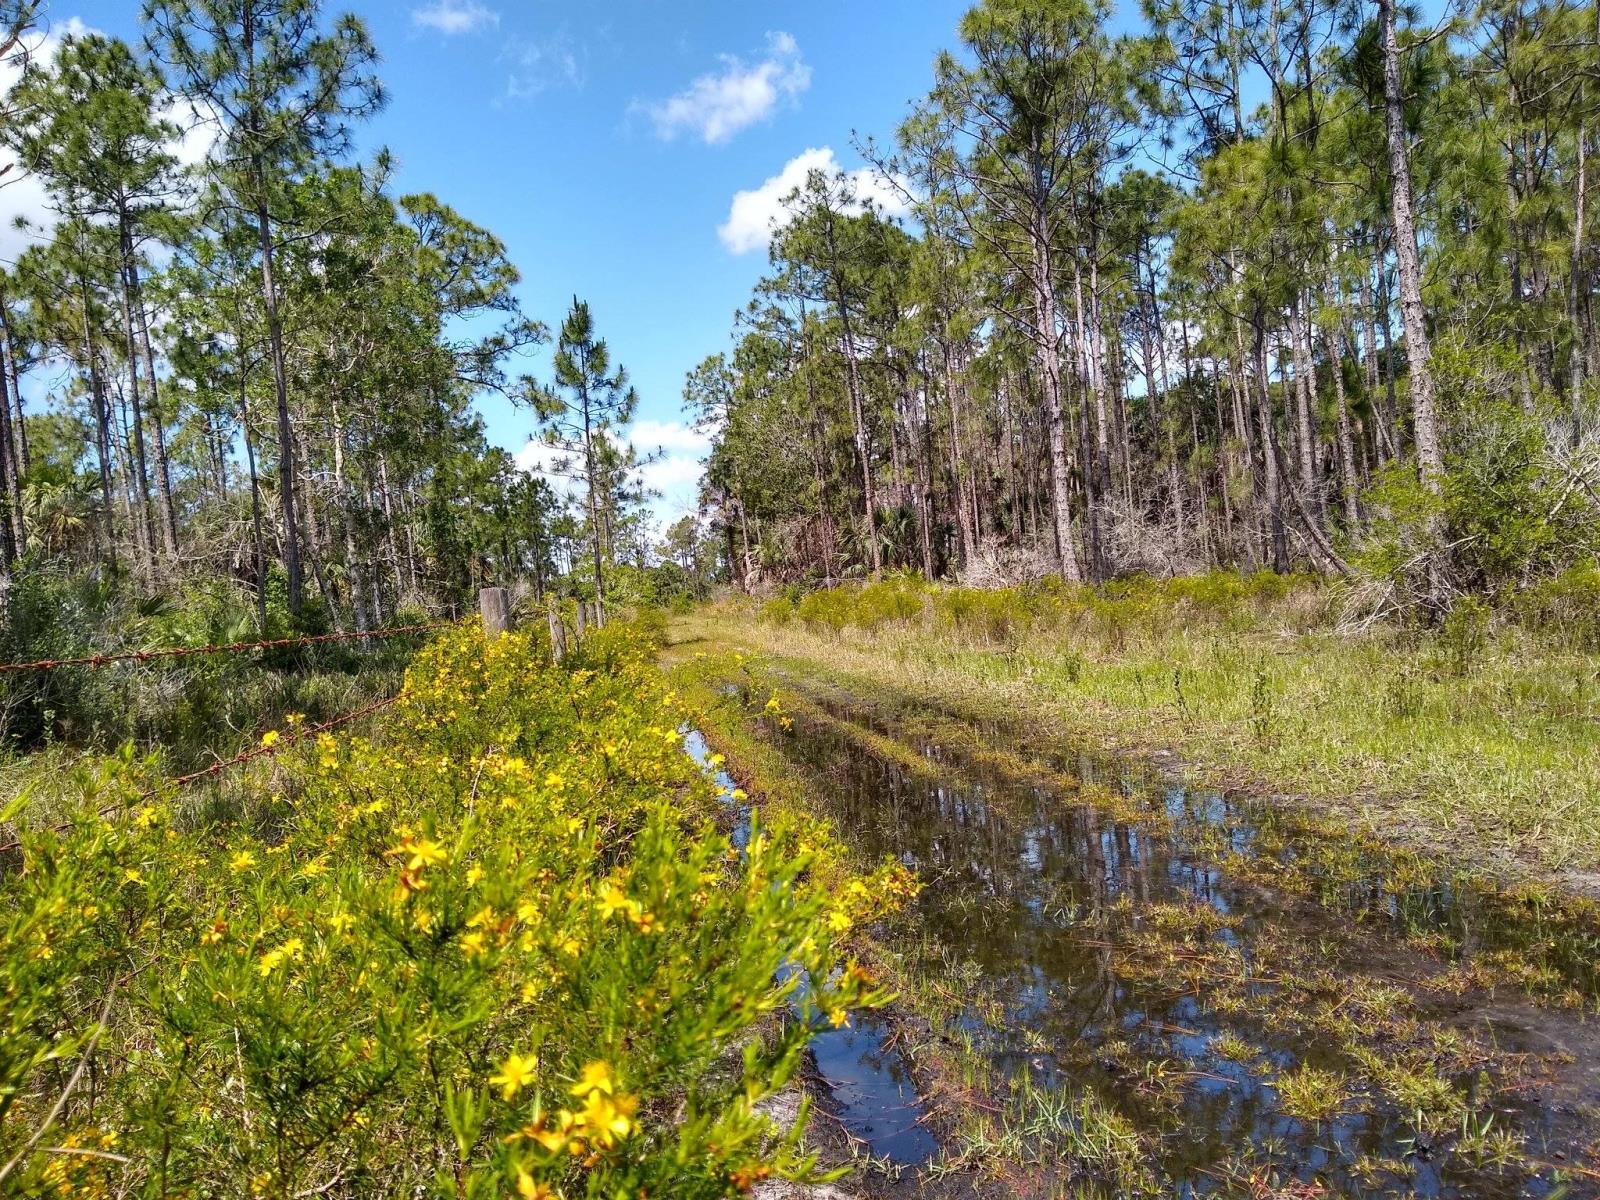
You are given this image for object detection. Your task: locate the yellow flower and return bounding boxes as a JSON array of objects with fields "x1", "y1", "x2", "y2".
[
  {"x1": 459, "y1": 930, "x2": 487, "y2": 958},
  {"x1": 577, "y1": 1088, "x2": 637, "y2": 1148},
  {"x1": 490, "y1": 1051, "x2": 539, "y2": 1101},
  {"x1": 260, "y1": 730, "x2": 281, "y2": 748},
  {"x1": 392, "y1": 837, "x2": 447, "y2": 872},
  {"x1": 516, "y1": 1171, "x2": 554, "y2": 1199},
  {"x1": 229, "y1": 850, "x2": 257, "y2": 873},
  {"x1": 257, "y1": 938, "x2": 304, "y2": 977},
  {"x1": 528, "y1": 1108, "x2": 577, "y2": 1152},
  {"x1": 596, "y1": 882, "x2": 639, "y2": 923},
  {"x1": 570, "y1": 1060, "x2": 616, "y2": 1099},
  {"x1": 465, "y1": 864, "x2": 485, "y2": 887},
  {"x1": 122, "y1": 868, "x2": 145, "y2": 885}
]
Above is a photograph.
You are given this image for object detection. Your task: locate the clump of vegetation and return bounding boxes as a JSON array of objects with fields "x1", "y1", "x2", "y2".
[
  {"x1": 1273, "y1": 1064, "x2": 1352, "y2": 1124},
  {"x1": 0, "y1": 620, "x2": 912, "y2": 1195}
]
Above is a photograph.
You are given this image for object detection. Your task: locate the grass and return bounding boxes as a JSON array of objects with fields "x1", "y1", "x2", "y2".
[
  {"x1": 1273, "y1": 1064, "x2": 1352, "y2": 1124},
  {"x1": 681, "y1": 574, "x2": 1600, "y2": 886}
]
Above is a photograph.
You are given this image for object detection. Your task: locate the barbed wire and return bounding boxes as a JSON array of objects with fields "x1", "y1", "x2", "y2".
[
  {"x1": 0, "y1": 622, "x2": 452, "y2": 676},
  {"x1": 149, "y1": 691, "x2": 405, "y2": 796}
]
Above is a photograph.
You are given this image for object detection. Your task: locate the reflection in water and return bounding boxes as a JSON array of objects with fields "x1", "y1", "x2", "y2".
[
  {"x1": 706, "y1": 691, "x2": 1600, "y2": 1197},
  {"x1": 683, "y1": 729, "x2": 940, "y2": 1166}
]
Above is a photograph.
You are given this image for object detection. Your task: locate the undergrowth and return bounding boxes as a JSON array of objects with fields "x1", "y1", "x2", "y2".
[{"x1": 0, "y1": 619, "x2": 910, "y2": 1197}]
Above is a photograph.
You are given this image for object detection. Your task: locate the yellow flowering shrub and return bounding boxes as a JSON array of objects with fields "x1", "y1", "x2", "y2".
[{"x1": 0, "y1": 620, "x2": 897, "y2": 1197}]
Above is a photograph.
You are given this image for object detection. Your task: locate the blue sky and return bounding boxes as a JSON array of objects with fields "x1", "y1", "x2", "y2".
[{"x1": 6, "y1": 0, "x2": 983, "y2": 526}]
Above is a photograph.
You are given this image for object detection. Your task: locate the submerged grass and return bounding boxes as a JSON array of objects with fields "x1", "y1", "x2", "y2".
[
  {"x1": 694, "y1": 573, "x2": 1600, "y2": 885},
  {"x1": 667, "y1": 619, "x2": 1600, "y2": 1196}
]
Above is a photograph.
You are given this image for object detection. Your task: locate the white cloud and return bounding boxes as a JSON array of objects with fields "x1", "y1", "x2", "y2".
[
  {"x1": 412, "y1": 1, "x2": 499, "y2": 35},
  {"x1": 503, "y1": 33, "x2": 584, "y2": 100},
  {"x1": 1, "y1": 20, "x2": 87, "y2": 259},
  {"x1": 516, "y1": 419, "x2": 708, "y2": 524},
  {"x1": 631, "y1": 417, "x2": 710, "y2": 457},
  {"x1": 644, "y1": 31, "x2": 809, "y2": 145},
  {"x1": 1, "y1": 19, "x2": 220, "y2": 262},
  {"x1": 718, "y1": 147, "x2": 913, "y2": 256}
]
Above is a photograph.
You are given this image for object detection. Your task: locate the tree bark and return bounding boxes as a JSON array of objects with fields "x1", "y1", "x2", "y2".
[
  {"x1": 1032, "y1": 229, "x2": 1083, "y2": 583},
  {"x1": 1379, "y1": 0, "x2": 1443, "y2": 486}
]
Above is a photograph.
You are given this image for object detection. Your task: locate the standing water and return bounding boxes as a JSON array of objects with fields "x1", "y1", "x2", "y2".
[
  {"x1": 683, "y1": 729, "x2": 942, "y2": 1169},
  {"x1": 701, "y1": 681, "x2": 1600, "y2": 1197}
]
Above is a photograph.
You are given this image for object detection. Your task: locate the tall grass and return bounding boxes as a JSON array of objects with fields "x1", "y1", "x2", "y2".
[{"x1": 689, "y1": 569, "x2": 1600, "y2": 880}]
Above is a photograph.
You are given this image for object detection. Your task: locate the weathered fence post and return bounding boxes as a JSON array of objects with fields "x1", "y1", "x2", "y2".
[
  {"x1": 479, "y1": 587, "x2": 512, "y2": 640},
  {"x1": 575, "y1": 600, "x2": 587, "y2": 641},
  {"x1": 546, "y1": 597, "x2": 567, "y2": 663}
]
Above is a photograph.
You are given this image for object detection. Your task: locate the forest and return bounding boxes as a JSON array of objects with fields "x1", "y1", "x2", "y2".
[
  {"x1": 4, "y1": 0, "x2": 1600, "y2": 1196},
  {"x1": 691, "y1": 0, "x2": 1600, "y2": 621},
  {"x1": 0, "y1": 0, "x2": 697, "y2": 676}
]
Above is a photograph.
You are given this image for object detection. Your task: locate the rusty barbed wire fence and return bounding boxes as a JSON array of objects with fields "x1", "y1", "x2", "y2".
[
  {"x1": 0, "y1": 622, "x2": 452, "y2": 675},
  {"x1": 0, "y1": 621, "x2": 456, "y2": 814}
]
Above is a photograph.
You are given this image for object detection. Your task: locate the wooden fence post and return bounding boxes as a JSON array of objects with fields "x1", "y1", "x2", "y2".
[
  {"x1": 575, "y1": 600, "x2": 587, "y2": 641},
  {"x1": 479, "y1": 587, "x2": 512, "y2": 640}
]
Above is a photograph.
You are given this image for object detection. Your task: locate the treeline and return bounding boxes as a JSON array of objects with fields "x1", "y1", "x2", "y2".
[
  {"x1": 0, "y1": 0, "x2": 673, "y2": 643},
  {"x1": 692, "y1": 0, "x2": 1600, "y2": 612}
]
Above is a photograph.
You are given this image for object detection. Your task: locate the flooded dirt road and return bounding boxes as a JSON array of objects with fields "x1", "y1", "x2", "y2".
[{"x1": 697, "y1": 666, "x2": 1600, "y2": 1198}]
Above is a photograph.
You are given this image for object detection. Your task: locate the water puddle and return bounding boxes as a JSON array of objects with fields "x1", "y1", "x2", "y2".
[
  {"x1": 683, "y1": 728, "x2": 940, "y2": 1167},
  {"x1": 713, "y1": 681, "x2": 1600, "y2": 1197}
]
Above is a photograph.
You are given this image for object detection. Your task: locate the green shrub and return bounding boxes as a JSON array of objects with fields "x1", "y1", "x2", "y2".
[
  {"x1": 1516, "y1": 562, "x2": 1600, "y2": 651},
  {"x1": 758, "y1": 596, "x2": 796, "y2": 625},
  {"x1": 0, "y1": 621, "x2": 908, "y2": 1197}
]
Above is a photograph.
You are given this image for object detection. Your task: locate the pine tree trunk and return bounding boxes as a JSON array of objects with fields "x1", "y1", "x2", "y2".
[
  {"x1": 130, "y1": 259, "x2": 179, "y2": 560},
  {"x1": 115, "y1": 246, "x2": 157, "y2": 576},
  {"x1": 1034, "y1": 245, "x2": 1083, "y2": 584},
  {"x1": 1571, "y1": 118, "x2": 1589, "y2": 417},
  {"x1": 1290, "y1": 295, "x2": 1322, "y2": 527},
  {"x1": 836, "y1": 297, "x2": 881, "y2": 577},
  {"x1": 1379, "y1": 0, "x2": 1443, "y2": 486},
  {"x1": 941, "y1": 339, "x2": 977, "y2": 572},
  {"x1": 79, "y1": 291, "x2": 117, "y2": 566},
  {"x1": 1252, "y1": 322, "x2": 1290, "y2": 572},
  {"x1": 238, "y1": 360, "x2": 269, "y2": 633},
  {"x1": 1325, "y1": 277, "x2": 1362, "y2": 529},
  {"x1": 0, "y1": 335, "x2": 23, "y2": 554},
  {"x1": 255, "y1": 186, "x2": 304, "y2": 614},
  {"x1": 0, "y1": 278, "x2": 28, "y2": 477}
]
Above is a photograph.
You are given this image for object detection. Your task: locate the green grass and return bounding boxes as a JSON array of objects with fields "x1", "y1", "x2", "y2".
[{"x1": 676, "y1": 576, "x2": 1600, "y2": 885}]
